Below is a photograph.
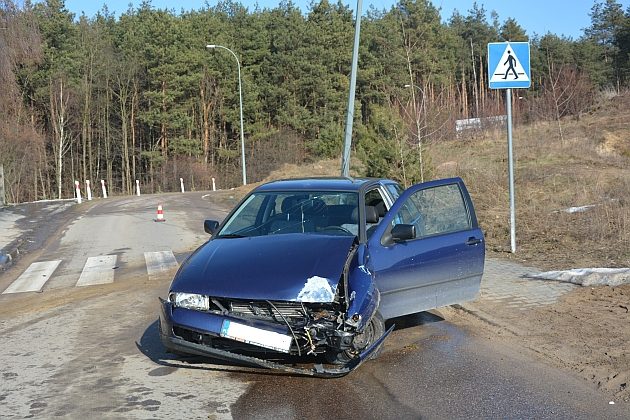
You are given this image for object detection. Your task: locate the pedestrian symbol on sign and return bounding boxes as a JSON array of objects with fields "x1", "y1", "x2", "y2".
[{"x1": 503, "y1": 50, "x2": 518, "y2": 80}]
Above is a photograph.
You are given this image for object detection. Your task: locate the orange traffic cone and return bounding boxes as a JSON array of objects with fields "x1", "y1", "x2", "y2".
[{"x1": 154, "y1": 204, "x2": 166, "y2": 222}]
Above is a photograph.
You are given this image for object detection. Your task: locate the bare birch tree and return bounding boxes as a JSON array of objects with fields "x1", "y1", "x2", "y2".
[{"x1": 50, "y1": 79, "x2": 72, "y2": 199}]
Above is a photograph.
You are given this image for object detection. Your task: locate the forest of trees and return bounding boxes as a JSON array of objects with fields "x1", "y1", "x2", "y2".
[{"x1": 1, "y1": 0, "x2": 629, "y2": 203}]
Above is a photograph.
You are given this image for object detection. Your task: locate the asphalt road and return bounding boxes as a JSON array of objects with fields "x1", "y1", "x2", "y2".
[{"x1": 0, "y1": 193, "x2": 627, "y2": 419}]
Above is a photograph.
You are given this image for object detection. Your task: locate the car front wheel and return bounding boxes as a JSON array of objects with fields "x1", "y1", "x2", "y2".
[{"x1": 327, "y1": 311, "x2": 385, "y2": 364}]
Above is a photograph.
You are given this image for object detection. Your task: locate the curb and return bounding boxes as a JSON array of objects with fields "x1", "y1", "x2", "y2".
[{"x1": 450, "y1": 303, "x2": 521, "y2": 337}]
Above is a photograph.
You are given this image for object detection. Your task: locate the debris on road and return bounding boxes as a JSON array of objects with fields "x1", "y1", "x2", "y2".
[{"x1": 526, "y1": 268, "x2": 630, "y2": 286}]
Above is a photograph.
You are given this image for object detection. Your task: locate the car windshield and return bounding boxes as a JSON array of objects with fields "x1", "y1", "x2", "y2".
[{"x1": 218, "y1": 191, "x2": 359, "y2": 238}]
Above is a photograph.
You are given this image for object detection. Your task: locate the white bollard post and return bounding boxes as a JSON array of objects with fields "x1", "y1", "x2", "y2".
[
  {"x1": 0, "y1": 164, "x2": 5, "y2": 206},
  {"x1": 212, "y1": 177, "x2": 216, "y2": 192},
  {"x1": 75, "y1": 180, "x2": 82, "y2": 204},
  {"x1": 136, "y1": 180, "x2": 140, "y2": 196},
  {"x1": 101, "y1": 179, "x2": 107, "y2": 198},
  {"x1": 180, "y1": 177, "x2": 185, "y2": 193},
  {"x1": 85, "y1": 180, "x2": 92, "y2": 201}
]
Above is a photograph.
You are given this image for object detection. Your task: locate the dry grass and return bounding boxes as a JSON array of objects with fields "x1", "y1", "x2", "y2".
[{"x1": 430, "y1": 94, "x2": 630, "y2": 269}]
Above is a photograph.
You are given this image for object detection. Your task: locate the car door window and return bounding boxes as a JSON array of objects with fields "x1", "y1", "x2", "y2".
[
  {"x1": 384, "y1": 183, "x2": 403, "y2": 201},
  {"x1": 391, "y1": 184, "x2": 470, "y2": 239},
  {"x1": 364, "y1": 188, "x2": 388, "y2": 238}
]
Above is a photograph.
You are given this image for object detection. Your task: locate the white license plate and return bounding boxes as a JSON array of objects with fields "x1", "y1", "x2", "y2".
[{"x1": 220, "y1": 320, "x2": 292, "y2": 353}]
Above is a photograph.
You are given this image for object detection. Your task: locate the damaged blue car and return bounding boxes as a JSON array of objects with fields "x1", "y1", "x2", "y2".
[{"x1": 159, "y1": 177, "x2": 485, "y2": 377}]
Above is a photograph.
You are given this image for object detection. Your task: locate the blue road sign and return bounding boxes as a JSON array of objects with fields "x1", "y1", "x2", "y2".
[{"x1": 488, "y1": 42, "x2": 531, "y2": 89}]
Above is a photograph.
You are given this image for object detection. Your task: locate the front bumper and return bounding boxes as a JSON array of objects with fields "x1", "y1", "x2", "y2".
[{"x1": 159, "y1": 298, "x2": 392, "y2": 378}]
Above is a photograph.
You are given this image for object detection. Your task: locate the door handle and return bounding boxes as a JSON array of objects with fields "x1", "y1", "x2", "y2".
[{"x1": 466, "y1": 237, "x2": 482, "y2": 246}]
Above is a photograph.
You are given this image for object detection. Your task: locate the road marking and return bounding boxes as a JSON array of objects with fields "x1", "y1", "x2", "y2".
[
  {"x1": 76, "y1": 255, "x2": 117, "y2": 287},
  {"x1": 2, "y1": 260, "x2": 62, "y2": 294},
  {"x1": 144, "y1": 251, "x2": 178, "y2": 279},
  {"x1": 3, "y1": 250, "x2": 178, "y2": 295}
]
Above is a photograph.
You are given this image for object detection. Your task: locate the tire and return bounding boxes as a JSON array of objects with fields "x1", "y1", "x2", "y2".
[
  {"x1": 327, "y1": 311, "x2": 385, "y2": 364},
  {"x1": 159, "y1": 320, "x2": 190, "y2": 357}
]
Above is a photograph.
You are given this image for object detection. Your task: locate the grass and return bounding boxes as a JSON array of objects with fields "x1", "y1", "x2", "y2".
[{"x1": 430, "y1": 93, "x2": 630, "y2": 269}]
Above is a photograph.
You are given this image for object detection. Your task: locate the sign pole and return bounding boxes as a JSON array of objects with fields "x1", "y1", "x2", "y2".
[
  {"x1": 488, "y1": 41, "x2": 529, "y2": 253},
  {"x1": 506, "y1": 88, "x2": 516, "y2": 253}
]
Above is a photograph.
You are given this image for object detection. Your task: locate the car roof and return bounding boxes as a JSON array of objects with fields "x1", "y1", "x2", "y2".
[{"x1": 255, "y1": 177, "x2": 394, "y2": 192}]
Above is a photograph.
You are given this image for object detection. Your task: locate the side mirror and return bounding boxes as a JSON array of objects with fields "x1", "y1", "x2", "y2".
[
  {"x1": 204, "y1": 220, "x2": 220, "y2": 235},
  {"x1": 391, "y1": 224, "x2": 416, "y2": 242}
]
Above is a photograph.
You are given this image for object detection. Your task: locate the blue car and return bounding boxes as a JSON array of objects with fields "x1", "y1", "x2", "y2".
[{"x1": 159, "y1": 177, "x2": 485, "y2": 377}]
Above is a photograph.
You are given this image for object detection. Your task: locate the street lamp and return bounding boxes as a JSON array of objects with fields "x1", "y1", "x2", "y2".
[{"x1": 206, "y1": 44, "x2": 247, "y2": 185}]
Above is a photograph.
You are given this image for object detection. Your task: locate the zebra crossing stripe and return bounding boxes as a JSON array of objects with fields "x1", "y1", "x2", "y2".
[
  {"x1": 2, "y1": 251, "x2": 178, "y2": 295},
  {"x1": 144, "y1": 251, "x2": 178, "y2": 279},
  {"x1": 2, "y1": 260, "x2": 62, "y2": 294},
  {"x1": 76, "y1": 255, "x2": 117, "y2": 287}
]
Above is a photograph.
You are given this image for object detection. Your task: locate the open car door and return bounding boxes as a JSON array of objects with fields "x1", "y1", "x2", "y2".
[{"x1": 367, "y1": 177, "x2": 485, "y2": 320}]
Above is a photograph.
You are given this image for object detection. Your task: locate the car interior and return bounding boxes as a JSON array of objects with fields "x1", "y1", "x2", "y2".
[{"x1": 264, "y1": 188, "x2": 389, "y2": 238}]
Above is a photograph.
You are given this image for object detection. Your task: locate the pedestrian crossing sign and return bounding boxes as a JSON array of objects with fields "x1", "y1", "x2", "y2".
[{"x1": 488, "y1": 42, "x2": 531, "y2": 89}]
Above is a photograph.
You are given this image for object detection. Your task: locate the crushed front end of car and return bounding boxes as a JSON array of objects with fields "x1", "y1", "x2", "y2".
[{"x1": 159, "y1": 239, "x2": 392, "y2": 377}]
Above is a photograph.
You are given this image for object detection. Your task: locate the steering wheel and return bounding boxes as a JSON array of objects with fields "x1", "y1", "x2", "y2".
[{"x1": 319, "y1": 225, "x2": 353, "y2": 235}]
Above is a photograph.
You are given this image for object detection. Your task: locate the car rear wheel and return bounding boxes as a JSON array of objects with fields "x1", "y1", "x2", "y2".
[{"x1": 327, "y1": 311, "x2": 385, "y2": 364}]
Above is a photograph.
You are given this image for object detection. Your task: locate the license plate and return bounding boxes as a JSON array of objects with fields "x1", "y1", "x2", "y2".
[{"x1": 220, "y1": 320, "x2": 292, "y2": 353}]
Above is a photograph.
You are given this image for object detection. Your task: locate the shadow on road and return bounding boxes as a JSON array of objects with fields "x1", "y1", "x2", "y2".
[
  {"x1": 386, "y1": 310, "x2": 444, "y2": 331},
  {"x1": 135, "y1": 310, "x2": 445, "y2": 378},
  {"x1": 136, "y1": 320, "x2": 234, "y2": 369}
]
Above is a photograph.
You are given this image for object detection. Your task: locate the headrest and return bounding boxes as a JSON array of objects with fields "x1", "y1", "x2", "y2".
[
  {"x1": 350, "y1": 205, "x2": 379, "y2": 224},
  {"x1": 374, "y1": 201, "x2": 387, "y2": 217},
  {"x1": 365, "y1": 205, "x2": 379, "y2": 224},
  {"x1": 281, "y1": 197, "x2": 297, "y2": 213},
  {"x1": 302, "y1": 198, "x2": 326, "y2": 216},
  {"x1": 350, "y1": 206, "x2": 359, "y2": 223}
]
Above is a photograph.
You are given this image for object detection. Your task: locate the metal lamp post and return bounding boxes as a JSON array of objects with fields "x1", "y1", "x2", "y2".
[
  {"x1": 206, "y1": 44, "x2": 247, "y2": 186},
  {"x1": 341, "y1": 0, "x2": 363, "y2": 178}
]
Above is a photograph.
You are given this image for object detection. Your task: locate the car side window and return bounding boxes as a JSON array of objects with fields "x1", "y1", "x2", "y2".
[
  {"x1": 392, "y1": 184, "x2": 471, "y2": 238},
  {"x1": 364, "y1": 188, "x2": 388, "y2": 238},
  {"x1": 365, "y1": 189, "x2": 385, "y2": 211},
  {"x1": 384, "y1": 183, "x2": 403, "y2": 201}
]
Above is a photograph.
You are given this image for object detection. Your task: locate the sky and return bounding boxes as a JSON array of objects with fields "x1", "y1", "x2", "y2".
[{"x1": 62, "y1": 0, "x2": 630, "y2": 39}]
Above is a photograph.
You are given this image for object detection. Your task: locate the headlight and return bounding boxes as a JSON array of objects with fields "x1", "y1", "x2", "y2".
[{"x1": 170, "y1": 292, "x2": 209, "y2": 311}]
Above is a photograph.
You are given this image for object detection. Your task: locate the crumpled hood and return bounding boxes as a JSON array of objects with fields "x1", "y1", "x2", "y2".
[{"x1": 170, "y1": 234, "x2": 356, "y2": 302}]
